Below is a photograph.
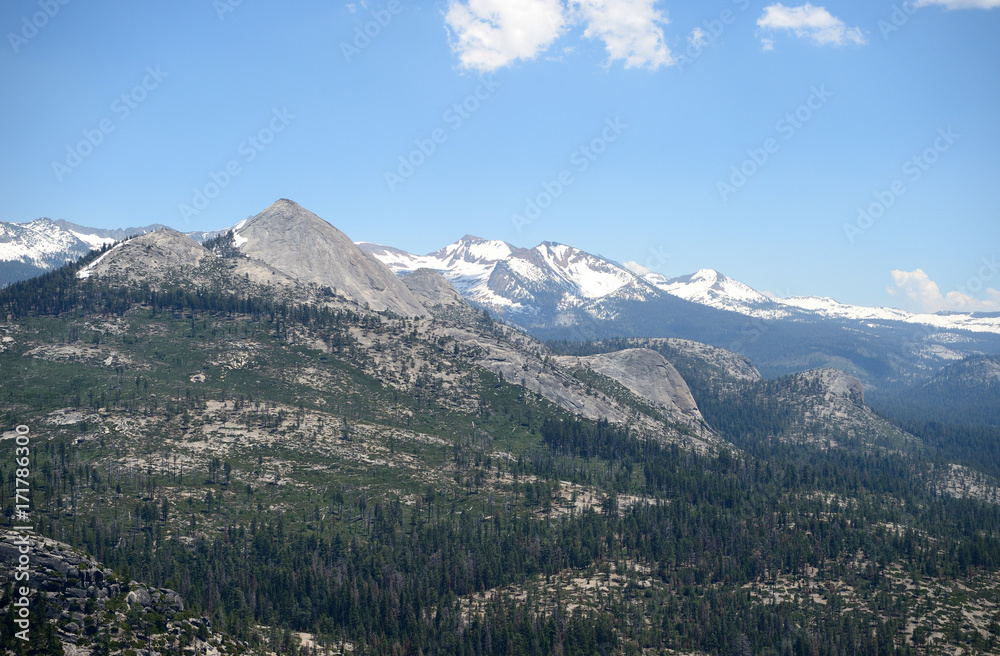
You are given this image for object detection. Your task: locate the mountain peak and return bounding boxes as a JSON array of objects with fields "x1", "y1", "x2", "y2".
[
  {"x1": 242, "y1": 198, "x2": 327, "y2": 232},
  {"x1": 430, "y1": 235, "x2": 514, "y2": 265},
  {"x1": 648, "y1": 268, "x2": 777, "y2": 312},
  {"x1": 234, "y1": 199, "x2": 427, "y2": 317},
  {"x1": 692, "y1": 268, "x2": 722, "y2": 280},
  {"x1": 77, "y1": 228, "x2": 207, "y2": 281}
]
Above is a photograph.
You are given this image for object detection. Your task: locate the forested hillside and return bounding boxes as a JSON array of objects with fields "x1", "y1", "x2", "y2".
[{"x1": 2, "y1": 250, "x2": 1000, "y2": 655}]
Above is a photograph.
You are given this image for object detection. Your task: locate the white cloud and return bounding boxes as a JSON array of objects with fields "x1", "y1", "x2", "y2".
[
  {"x1": 760, "y1": 37, "x2": 775, "y2": 51},
  {"x1": 914, "y1": 0, "x2": 1000, "y2": 7},
  {"x1": 688, "y1": 27, "x2": 707, "y2": 49},
  {"x1": 444, "y1": 0, "x2": 672, "y2": 72},
  {"x1": 887, "y1": 268, "x2": 1000, "y2": 313},
  {"x1": 756, "y1": 3, "x2": 866, "y2": 48},
  {"x1": 623, "y1": 260, "x2": 651, "y2": 275},
  {"x1": 572, "y1": 0, "x2": 673, "y2": 69},
  {"x1": 445, "y1": 0, "x2": 567, "y2": 72}
]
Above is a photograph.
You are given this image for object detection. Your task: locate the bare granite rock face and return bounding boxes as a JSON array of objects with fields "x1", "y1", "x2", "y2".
[
  {"x1": 402, "y1": 268, "x2": 469, "y2": 310},
  {"x1": 235, "y1": 199, "x2": 427, "y2": 317},
  {"x1": 77, "y1": 227, "x2": 309, "y2": 300},
  {"x1": 82, "y1": 228, "x2": 208, "y2": 281},
  {"x1": 555, "y1": 348, "x2": 705, "y2": 426},
  {"x1": 0, "y1": 530, "x2": 235, "y2": 654},
  {"x1": 811, "y1": 367, "x2": 865, "y2": 404},
  {"x1": 766, "y1": 368, "x2": 917, "y2": 449}
]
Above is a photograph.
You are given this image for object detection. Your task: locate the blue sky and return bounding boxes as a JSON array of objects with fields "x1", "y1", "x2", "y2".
[{"x1": 1, "y1": 0, "x2": 998, "y2": 311}]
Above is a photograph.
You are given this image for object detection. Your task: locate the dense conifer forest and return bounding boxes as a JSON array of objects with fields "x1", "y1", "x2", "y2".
[{"x1": 3, "y1": 256, "x2": 1000, "y2": 655}]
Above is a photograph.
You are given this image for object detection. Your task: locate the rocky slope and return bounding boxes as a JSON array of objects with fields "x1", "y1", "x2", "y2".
[
  {"x1": 639, "y1": 337, "x2": 763, "y2": 389},
  {"x1": 234, "y1": 199, "x2": 426, "y2": 317},
  {"x1": 78, "y1": 228, "x2": 209, "y2": 281},
  {"x1": 401, "y1": 268, "x2": 471, "y2": 313},
  {"x1": 554, "y1": 348, "x2": 705, "y2": 428},
  {"x1": 0, "y1": 530, "x2": 240, "y2": 655},
  {"x1": 74, "y1": 228, "x2": 311, "y2": 307},
  {"x1": 0, "y1": 218, "x2": 165, "y2": 287},
  {"x1": 550, "y1": 338, "x2": 911, "y2": 451},
  {"x1": 754, "y1": 368, "x2": 911, "y2": 450}
]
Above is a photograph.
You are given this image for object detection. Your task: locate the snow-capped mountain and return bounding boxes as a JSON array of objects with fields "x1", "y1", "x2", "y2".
[
  {"x1": 643, "y1": 268, "x2": 792, "y2": 318},
  {"x1": 782, "y1": 295, "x2": 1000, "y2": 334},
  {"x1": 0, "y1": 218, "x2": 218, "y2": 287},
  {"x1": 10, "y1": 210, "x2": 985, "y2": 333},
  {"x1": 5, "y1": 208, "x2": 1000, "y2": 391},
  {"x1": 533, "y1": 242, "x2": 639, "y2": 300},
  {"x1": 0, "y1": 219, "x2": 122, "y2": 286},
  {"x1": 359, "y1": 235, "x2": 514, "y2": 295},
  {"x1": 650, "y1": 269, "x2": 1000, "y2": 335},
  {"x1": 10, "y1": 213, "x2": 998, "y2": 338},
  {"x1": 360, "y1": 236, "x2": 661, "y2": 323},
  {"x1": 363, "y1": 237, "x2": 1000, "y2": 336}
]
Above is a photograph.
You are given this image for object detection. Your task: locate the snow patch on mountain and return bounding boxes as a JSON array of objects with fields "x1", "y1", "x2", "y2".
[
  {"x1": 337, "y1": 236, "x2": 1000, "y2": 336},
  {"x1": 534, "y1": 242, "x2": 634, "y2": 299},
  {"x1": 779, "y1": 296, "x2": 910, "y2": 321},
  {"x1": 67, "y1": 230, "x2": 117, "y2": 250},
  {"x1": 645, "y1": 268, "x2": 785, "y2": 314},
  {"x1": 76, "y1": 241, "x2": 128, "y2": 280},
  {"x1": 0, "y1": 219, "x2": 93, "y2": 269}
]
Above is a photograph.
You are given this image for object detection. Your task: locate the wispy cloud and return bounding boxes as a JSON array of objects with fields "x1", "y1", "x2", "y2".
[
  {"x1": 913, "y1": 0, "x2": 1000, "y2": 7},
  {"x1": 888, "y1": 268, "x2": 1000, "y2": 313},
  {"x1": 756, "y1": 3, "x2": 866, "y2": 48},
  {"x1": 688, "y1": 27, "x2": 707, "y2": 49},
  {"x1": 623, "y1": 260, "x2": 651, "y2": 275},
  {"x1": 444, "y1": 0, "x2": 672, "y2": 72}
]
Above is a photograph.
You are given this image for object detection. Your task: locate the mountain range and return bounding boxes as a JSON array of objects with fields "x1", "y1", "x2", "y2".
[
  {"x1": 361, "y1": 234, "x2": 1000, "y2": 335},
  {"x1": 9, "y1": 214, "x2": 997, "y2": 336},
  {"x1": 7, "y1": 205, "x2": 1000, "y2": 399},
  {"x1": 0, "y1": 217, "x2": 226, "y2": 287},
  {"x1": 3, "y1": 199, "x2": 1000, "y2": 655}
]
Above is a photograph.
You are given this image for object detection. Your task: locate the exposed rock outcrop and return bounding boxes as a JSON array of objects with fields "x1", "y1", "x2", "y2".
[
  {"x1": 402, "y1": 268, "x2": 469, "y2": 310},
  {"x1": 80, "y1": 228, "x2": 208, "y2": 281},
  {"x1": 809, "y1": 367, "x2": 865, "y2": 404},
  {"x1": 0, "y1": 530, "x2": 238, "y2": 655},
  {"x1": 769, "y1": 368, "x2": 913, "y2": 449},
  {"x1": 234, "y1": 199, "x2": 427, "y2": 317},
  {"x1": 555, "y1": 348, "x2": 705, "y2": 426}
]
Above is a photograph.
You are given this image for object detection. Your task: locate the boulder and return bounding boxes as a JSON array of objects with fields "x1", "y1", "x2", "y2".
[{"x1": 127, "y1": 588, "x2": 152, "y2": 607}]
